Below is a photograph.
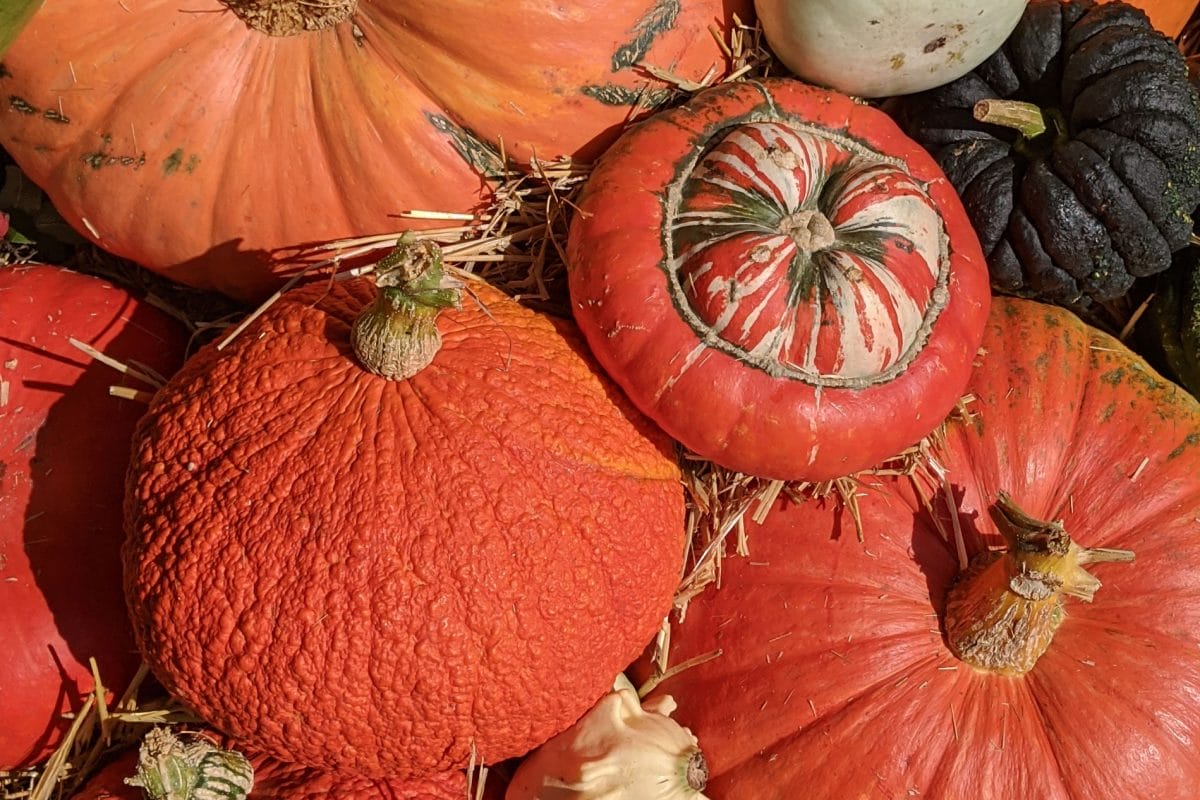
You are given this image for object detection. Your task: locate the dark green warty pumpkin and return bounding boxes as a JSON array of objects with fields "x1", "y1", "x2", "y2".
[{"x1": 893, "y1": 0, "x2": 1200, "y2": 307}]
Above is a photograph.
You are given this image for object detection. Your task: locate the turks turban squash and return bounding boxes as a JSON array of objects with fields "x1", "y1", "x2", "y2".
[
  {"x1": 567, "y1": 78, "x2": 991, "y2": 481},
  {"x1": 635, "y1": 296, "x2": 1200, "y2": 798},
  {"x1": 0, "y1": 264, "x2": 186, "y2": 769},
  {"x1": 0, "y1": 0, "x2": 746, "y2": 302},
  {"x1": 122, "y1": 243, "x2": 686, "y2": 778}
]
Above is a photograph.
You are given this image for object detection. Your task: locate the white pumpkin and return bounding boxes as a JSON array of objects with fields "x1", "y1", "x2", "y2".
[{"x1": 755, "y1": 0, "x2": 1029, "y2": 97}]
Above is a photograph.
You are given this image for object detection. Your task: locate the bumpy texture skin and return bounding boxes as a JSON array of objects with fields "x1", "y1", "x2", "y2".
[
  {"x1": 567, "y1": 78, "x2": 991, "y2": 481},
  {"x1": 123, "y1": 280, "x2": 685, "y2": 778},
  {"x1": 636, "y1": 297, "x2": 1200, "y2": 798},
  {"x1": 0, "y1": 0, "x2": 748, "y2": 302},
  {"x1": 895, "y1": 0, "x2": 1200, "y2": 307},
  {"x1": 0, "y1": 264, "x2": 186, "y2": 769}
]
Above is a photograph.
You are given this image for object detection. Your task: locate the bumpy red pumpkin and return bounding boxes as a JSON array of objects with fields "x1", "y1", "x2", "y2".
[
  {"x1": 0, "y1": 0, "x2": 746, "y2": 302},
  {"x1": 123, "y1": 251, "x2": 686, "y2": 778},
  {"x1": 636, "y1": 296, "x2": 1200, "y2": 797},
  {"x1": 567, "y1": 78, "x2": 992, "y2": 481},
  {"x1": 0, "y1": 264, "x2": 186, "y2": 769}
]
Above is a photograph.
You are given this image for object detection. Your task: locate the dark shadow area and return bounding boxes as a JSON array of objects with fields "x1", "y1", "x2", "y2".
[{"x1": 909, "y1": 480, "x2": 990, "y2": 635}]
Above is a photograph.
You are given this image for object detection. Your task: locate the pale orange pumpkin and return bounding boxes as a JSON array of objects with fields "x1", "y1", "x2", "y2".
[{"x1": 0, "y1": 0, "x2": 746, "y2": 302}]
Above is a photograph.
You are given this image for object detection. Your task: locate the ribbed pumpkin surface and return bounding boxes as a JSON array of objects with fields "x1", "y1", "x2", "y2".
[
  {"x1": 0, "y1": 0, "x2": 745, "y2": 302},
  {"x1": 637, "y1": 296, "x2": 1200, "y2": 797},
  {"x1": 123, "y1": 280, "x2": 685, "y2": 778}
]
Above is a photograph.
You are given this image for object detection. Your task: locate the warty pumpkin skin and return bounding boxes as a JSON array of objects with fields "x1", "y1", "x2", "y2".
[
  {"x1": 0, "y1": 264, "x2": 187, "y2": 770},
  {"x1": 0, "y1": 0, "x2": 748, "y2": 303},
  {"x1": 894, "y1": 0, "x2": 1200, "y2": 307},
  {"x1": 122, "y1": 277, "x2": 687, "y2": 779},
  {"x1": 634, "y1": 296, "x2": 1200, "y2": 798},
  {"x1": 567, "y1": 77, "x2": 992, "y2": 481}
]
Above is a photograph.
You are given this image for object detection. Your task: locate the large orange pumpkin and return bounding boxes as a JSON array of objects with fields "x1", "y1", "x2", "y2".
[
  {"x1": 636, "y1": 296, "x2": 1200, "y2": 797},
  {"x1": 123, "y1": 251, "x2": 686, "y2": 778},
  {"x1": 0, "y1": 0, "x2": 746, "y2": 302},
  {"x1": 0, "y1": 264, "x2": 186, "y2": 769}
]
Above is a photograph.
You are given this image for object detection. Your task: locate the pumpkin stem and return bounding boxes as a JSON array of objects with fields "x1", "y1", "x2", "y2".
[
  {"x1": 686, "y1": 749, "x2": 709, "y2": 792},
  {"x1": 943, "y1": 491, "x2": 1134, "y2": 676},
  {"x1": 973, "y1": 99, "x2": 1048, "y2": 140},
  {"x1": 220, "y1": 0, "x2": 357, "y2": 36},
  {"x1": 778, "y1": 209, "x2": 836, "y2": 255},
  {"x1": 351, "y1": 234, "x2": 463, "y2": 381}
]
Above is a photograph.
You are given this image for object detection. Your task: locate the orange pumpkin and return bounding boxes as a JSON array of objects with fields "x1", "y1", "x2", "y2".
[
  {"x1": 636, "y1": 296, "x2": 1200, "y2": 797},
  {"x1": 123, "y1": 247, "x2": 686, "y2": 778},
  {"x1": 0, "y1": 0, "x2": 746, "y2": 302}
]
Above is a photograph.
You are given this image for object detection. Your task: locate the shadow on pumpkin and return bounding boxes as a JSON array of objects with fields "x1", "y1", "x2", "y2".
[
  {"x1": 1, "y1": 277, "x2": 185, "y2": 768},
  {"x1": 908, "y1": 479, "x2": 992, "y2": 645}
]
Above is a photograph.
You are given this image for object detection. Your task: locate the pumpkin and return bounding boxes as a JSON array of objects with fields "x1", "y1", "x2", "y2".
[
  {"x1": 632, "y1": 295, "x2": 1200, "y2": 797},
  {"x1": 754, "y1": 0, "x2": 1029, "y2": 98},
  {"x1": 0, "y1": 0, "x2": 746, "y2": 303},
  {"x1": 122, "y1": 241, "x2": 687, "y2": 778},
  {"x1": 73, "y1": 731, "x2": 471, "y2": 800},
  {"x1": 1100, "y1": 0, "x2": 1200, "y2": 35},
  {"x1": 0, "y1": 264, "x2": 186, "y2": 770},
  {"x1": 566, "y1": 77, "x2": 992, "y2": 481},
  {"x1": 892, "y1": 0, "x2": 1200, "y2": 308},
  {"x1": 505, "y1": 675, "x2": 709, "y2": 800}
]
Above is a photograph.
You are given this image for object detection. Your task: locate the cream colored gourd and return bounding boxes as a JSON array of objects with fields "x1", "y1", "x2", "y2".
[
  {"x1": 505, "y1": 676, "x2": 709, "y2": 800},
  {"x1": 755, "y1": 0, "x2": 1028, "y2": 97}
]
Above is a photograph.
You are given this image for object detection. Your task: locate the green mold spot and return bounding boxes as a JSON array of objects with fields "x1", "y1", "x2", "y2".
[
  {"x1": 1168, "y1": 431, "x2": 1200, "y2": 460},
  {"x1": 81, "y1": 133, "x2": 146, "y2": 172},
  {"x1": 1099, "y1": 367, "x2": 1125, "y2": 386},
  {"x1": 610, "y1": 0, "x2": 679, "y2": 71},
  {"x1": 163, "y1": 148, "x2": 184, "y2": 175},
  {"x1": 581, "y1": 83, "x2": 674, "y2": 110},
  {"x1": 424, "y1": 112, "x2": 506, "y2": 179},
  {"x1": 1099, "y1": 402, "x2": 1116, "y2": 422}
]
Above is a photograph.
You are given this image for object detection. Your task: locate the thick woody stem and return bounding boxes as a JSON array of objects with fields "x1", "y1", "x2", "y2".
[{"x1": 944, "y1": 492, "x2": 1134, "y2": 675}]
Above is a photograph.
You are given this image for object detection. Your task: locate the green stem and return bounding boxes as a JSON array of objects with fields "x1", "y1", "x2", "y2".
[
  {"x1": 351, "y1": 234, "x2": 462, "y2": 381},
  {"x1": 973, "y1": 99, "x2": 1048, "y2": 139}
]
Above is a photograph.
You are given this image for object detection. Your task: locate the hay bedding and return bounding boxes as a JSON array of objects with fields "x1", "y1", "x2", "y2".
[{"x1": 2, "y1": 8, "x2": 1198, "y2": 798}]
